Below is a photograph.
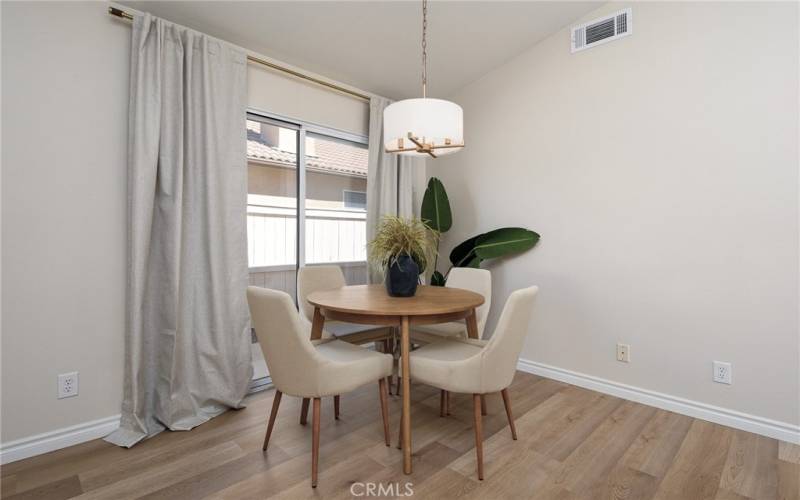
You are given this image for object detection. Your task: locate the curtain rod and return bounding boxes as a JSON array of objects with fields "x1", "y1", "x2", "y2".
[{"x1": 108, "y1": 6, "x2": 371, "y2": 103}]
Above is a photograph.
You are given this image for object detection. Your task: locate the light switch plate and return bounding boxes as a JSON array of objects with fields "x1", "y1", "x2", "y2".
[{"x1": 616, "y1": 343, "x2": 630, "y2": 363}]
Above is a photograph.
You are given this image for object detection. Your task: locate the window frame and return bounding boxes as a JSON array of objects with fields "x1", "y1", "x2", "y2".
[
  {"x1": 246, "y1": 109, "x2": 369, "y2": 274},
  {"x1": 342, "y1": 189, "x2": 368, "y2": 210}
]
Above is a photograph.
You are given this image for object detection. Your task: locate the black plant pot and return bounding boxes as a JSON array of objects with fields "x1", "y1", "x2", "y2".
[{"x1": 385, "y1": 255, "x2": 419, "y2": 297}]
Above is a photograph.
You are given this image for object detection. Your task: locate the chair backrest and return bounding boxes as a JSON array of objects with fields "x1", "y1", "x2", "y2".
[
  {"x1": 447, "y1": 268, "x2": 492, "y2": 338},
  {"x1": 247, "y1": 286, "x2": 322, "y2": 396},
  {"x1": 480, "y1": 286, "x2": 539, "y2": 393},
  {"x1": 297, "y1": 265, "x2": 346, "y2": 322}
]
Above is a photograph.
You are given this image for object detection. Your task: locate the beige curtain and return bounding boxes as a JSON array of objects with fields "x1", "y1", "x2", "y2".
[
  {"x1": 366, "y1": 97, "x2": 426, "y2": 283},
  {"x1": 106, "y1": 13, "x2": 252, "y2": 447}
]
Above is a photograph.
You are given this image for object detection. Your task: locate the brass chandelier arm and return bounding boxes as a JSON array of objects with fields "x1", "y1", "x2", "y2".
[
  {"x1": 406, "y1": 135, "x2": 438, "y2": 158},
  {"x1": 385, "y1": 133, "x2": 464, "y2": 156},
  {"x1": 385, "y1": 146, "x2": 437, "y2": 159},
  {"x1": 385, "y1": 143, "x2": 464, "y2": 152},
  {"x1": 385, "y1": 143, "x2": 464, "y2": 156}
]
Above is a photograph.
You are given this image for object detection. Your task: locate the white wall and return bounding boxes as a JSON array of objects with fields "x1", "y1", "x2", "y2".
[
  {"x1": 1, "y1": 1, "x2": 129, "y2": 442},
  {"x1": 430, "y1": 2, "x2": 799, "y2": 427}
]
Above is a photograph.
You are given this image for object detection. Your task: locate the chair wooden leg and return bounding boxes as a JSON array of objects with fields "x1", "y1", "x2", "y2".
[
  {"x1": 383, "y1": 339, "x2": 393, "y2": 395},
  {"x1": 379, "y1": 379, "x2": 390, "y2": 446},
  {"x1": 481, "y1": 395, "x2": 487, "y2": 416},
  {"x1": 391, "y1": 337, "x2": 396, "y2": 394},
  {"x1": 300, "y1": 398, "x2": 310, "y2": 425},
  {"x1": 395, "y1": 356, "x2": 413, "y2": 399},
  {"x1": 440, "y1": 390, "x2": 446, "y2": 417},
  {"x1": 394, "y1": 327, "x2": 402, "y2": 396},
  {"x1": 473, "y1": 394, "x2": 484, "y2": 480},
  {"x1": 445, "y1": 390, "x2": 451, "y2": 416},
  {"x1": 396, "y1": 407, "x2": 403, "y2": 449},
  {"x1": 501, "y1": 388, "x2": 517, "y2": 440},
  {"x1": 262, "y1": 390, "x2": 282, "y2": 451},
  {"x1": 334, "y1": 395, "x2": 340, "y2": 420},
  {"x1": 311, "y1": 398, "x2": 321, "y2": 488}
]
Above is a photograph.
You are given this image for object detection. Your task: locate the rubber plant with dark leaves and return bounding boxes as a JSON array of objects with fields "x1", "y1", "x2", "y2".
[{"x1": 421, "y1": 177, "x2": 540, "y2": 286}]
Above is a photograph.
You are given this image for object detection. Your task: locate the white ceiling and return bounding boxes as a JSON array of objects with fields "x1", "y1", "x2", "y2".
[{"x1": 119, "y1": 1, "x2": 602, "y2": 99}]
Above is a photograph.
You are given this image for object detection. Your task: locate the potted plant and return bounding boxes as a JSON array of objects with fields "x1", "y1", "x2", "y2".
[
  {"x1": 421, "y1": 177, "x2": 541, "y2": 285},
  {"x1": 368, "y1": 215, "x2": 436, "y2": 297}
]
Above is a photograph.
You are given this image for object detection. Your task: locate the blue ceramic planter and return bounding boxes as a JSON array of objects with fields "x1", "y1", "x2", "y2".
[{"x1": 385, "y1": 255, "x2": 419, "y2": 297}]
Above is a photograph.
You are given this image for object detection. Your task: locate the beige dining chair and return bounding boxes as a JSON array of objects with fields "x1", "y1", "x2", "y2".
[
  {"x1": 411, "y1": 268, "x2": 492, "y2": 343},
  {"x1": 297, "y1": 265, "x2": 394, "y2": 344},
  {"x1": 403, "y1": 268, "x2": 492, "y2": 399},
  {"x1": 407, "y1": 286, "x2": 539, "y2": 480},
  {"x1": 247, "y1": 286, "x2": 393, "y2": 488},
  {"x1": 298, "y1": 265, "x2": 397, "y2": 409}
]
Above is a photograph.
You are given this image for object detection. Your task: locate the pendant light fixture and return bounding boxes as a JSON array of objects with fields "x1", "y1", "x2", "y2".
[{"x1": 383, "y1": 0, "x2": 464, "y2": 158}]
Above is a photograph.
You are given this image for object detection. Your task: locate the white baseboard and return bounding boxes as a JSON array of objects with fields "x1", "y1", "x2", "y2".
[
  {"x1": 517, "y1": 358, "x2": 800, "y2": 445},
  {"x1": 2, "y1": 361, "x2": 798, "y2": 465},
  {"x1": 0, "y1": 414, "x2": 120, "y2": 465}
]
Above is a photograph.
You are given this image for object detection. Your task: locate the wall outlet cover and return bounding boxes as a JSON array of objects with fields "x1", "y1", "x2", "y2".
[
  {"x1": 58, "y1": 372, "x2": 79, "y2": 399},
  {"x1": 713, "y1": 361, "x2": 732, "y2": 385}
]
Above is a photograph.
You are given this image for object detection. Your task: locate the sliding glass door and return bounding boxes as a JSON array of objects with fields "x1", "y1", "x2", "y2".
[
  {"x1": 304, "y1": 132, "x2": 368, "y2": 284},
  {"x1": 246, "y1": 111, "x2": 369, "y2": 387}
]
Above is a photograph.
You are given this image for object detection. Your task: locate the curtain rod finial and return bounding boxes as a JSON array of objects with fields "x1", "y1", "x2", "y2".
[{"x1": 109, "y1": 6, "x2": 133, "y2": 21}]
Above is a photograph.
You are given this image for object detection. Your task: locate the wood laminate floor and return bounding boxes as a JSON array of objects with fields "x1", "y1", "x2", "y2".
[{"x1": 1, "y1": 372, "x2": 798, "y2": 500}]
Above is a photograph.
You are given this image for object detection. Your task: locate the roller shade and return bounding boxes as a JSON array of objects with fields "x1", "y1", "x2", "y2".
[{"x1": 247, "y1": 61, "x2": 369, "y2": 137}]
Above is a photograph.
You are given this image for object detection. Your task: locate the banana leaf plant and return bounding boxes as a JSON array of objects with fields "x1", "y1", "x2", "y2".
[{"x1": 420, "y1": 177, "x2": 540, "y2": 286}]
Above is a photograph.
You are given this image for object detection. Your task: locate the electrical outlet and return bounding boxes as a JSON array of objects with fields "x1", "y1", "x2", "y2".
[
  {"x1": 713, "y1": 361, "x2": 732, "y2": 385},
  {"x1": 58, "y1": 372, "x2": 79, "y2": 399},
  {"x1": 616, "y1": 343, "x2": 630, "y2": 363}
]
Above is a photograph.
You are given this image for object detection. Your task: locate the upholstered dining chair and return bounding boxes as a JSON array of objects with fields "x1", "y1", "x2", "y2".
[
  {"x1": 408, "y1": 268, "x2": 492, "y2": 406},
  {"x1": 247, "y1": 286, "x2": 393, "y2": 488},
  {"x1": 297, "y1": 265, "x2": 393, "y2": 344},
  {"x1": 298, "y1": 265, "x2": 397, "y2": 409},
  {"x1": 411, "y1": 268, "x2": 492, "y2": 342},
  {"x1": 407, "y1": 286, "x2": 539, "y2": 480}
]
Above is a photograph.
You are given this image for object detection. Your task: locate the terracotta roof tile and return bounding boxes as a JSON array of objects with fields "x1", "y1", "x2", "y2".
[{"x1": 246, "y1": 121, "x2": 367, "y2": 177}]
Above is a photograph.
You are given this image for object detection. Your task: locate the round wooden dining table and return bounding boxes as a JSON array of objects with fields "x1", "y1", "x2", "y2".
[{"x1": 306, "y1": 284, "x2": 485, "y2": 474}]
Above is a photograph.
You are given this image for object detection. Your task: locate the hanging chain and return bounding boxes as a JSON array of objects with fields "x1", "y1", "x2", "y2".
[{"x1": 421, "y1": 0, "x2": 428, "y2": 98}]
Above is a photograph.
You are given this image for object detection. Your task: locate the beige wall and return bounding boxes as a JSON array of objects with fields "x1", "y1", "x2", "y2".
[
  {"x1": 248, "y1": 162, "x2": 366, "y2": 203},
  {"x1": 430, "y1": 2, "x2": 799, "y2": 426},
  {"x1": 1, "y1": 1, "x2": 129, "y2": 442}
]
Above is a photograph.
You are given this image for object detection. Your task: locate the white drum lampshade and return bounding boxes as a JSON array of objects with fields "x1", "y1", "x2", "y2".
[{"x1": 383, "y1": 98, "x2": 464, "y2": 157}]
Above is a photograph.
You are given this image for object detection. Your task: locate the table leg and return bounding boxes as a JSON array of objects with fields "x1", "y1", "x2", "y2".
[
  {"x1": 466, "y1": 308, "x2": 479, "y2": 339},
  {"x1": 310, "y1": 307, "x2": 325, "y2": 341},
  {"x1": 401, "y1": 316, "x2": 412, "y2": 474}
]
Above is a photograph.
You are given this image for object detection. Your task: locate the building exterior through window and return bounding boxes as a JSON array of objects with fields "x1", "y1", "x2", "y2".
[{"x1": 246, "y1": 114, "x2": 369, "y2": 386}]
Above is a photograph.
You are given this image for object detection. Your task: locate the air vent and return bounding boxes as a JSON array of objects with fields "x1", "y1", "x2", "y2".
[{"x1": 571, "y1": 8, "x2": 632, "y2": 53}]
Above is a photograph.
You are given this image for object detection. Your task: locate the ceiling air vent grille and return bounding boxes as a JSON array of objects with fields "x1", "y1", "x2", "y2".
[{"x1": 571, "y1": 8, "x2": 632, "y2": 53}]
